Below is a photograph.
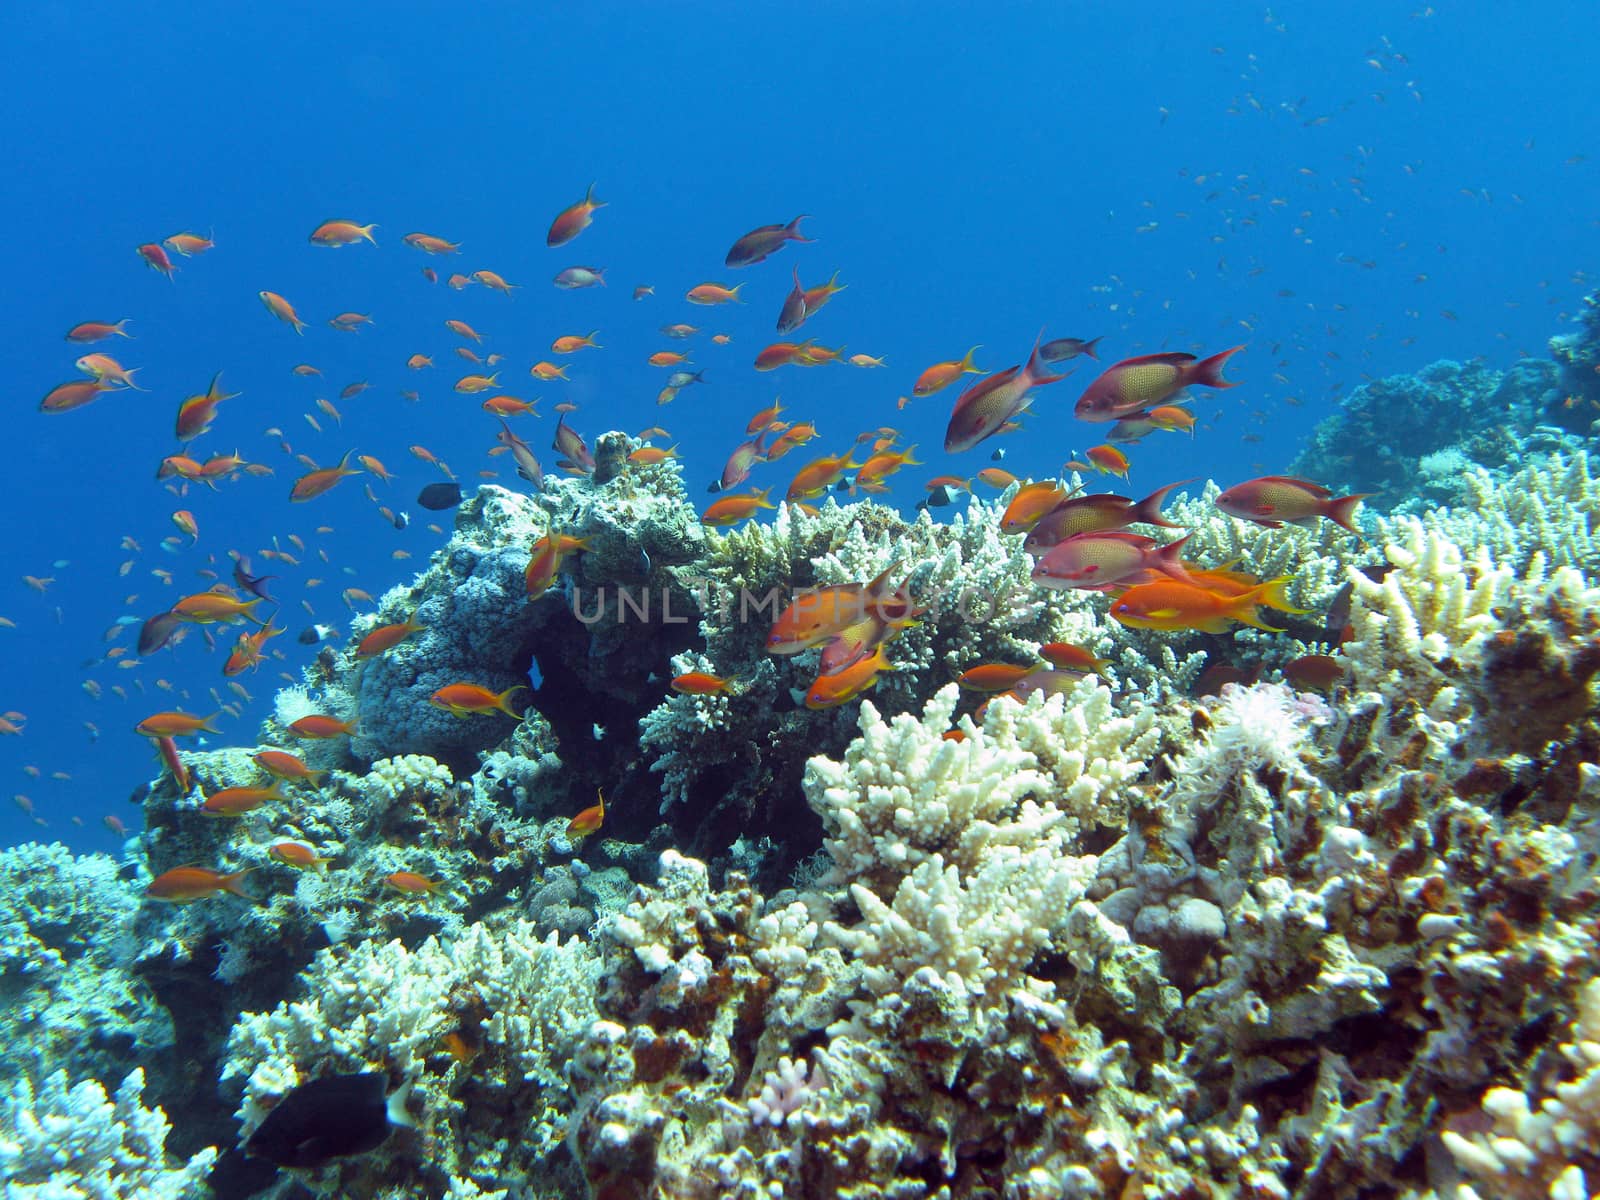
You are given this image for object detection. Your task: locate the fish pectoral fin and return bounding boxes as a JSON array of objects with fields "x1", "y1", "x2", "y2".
[{"x1": 1146, "y1": 607, "x2": 1182, "y2": 620}]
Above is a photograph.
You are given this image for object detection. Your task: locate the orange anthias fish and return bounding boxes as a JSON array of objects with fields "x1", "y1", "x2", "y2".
[
  {"x1": 430, "y1": 683, "x2": 525, "y2": 718},
  {"x1": 766, "y1": 570, "x2": 904, "y2": 656},
  {"x1": 259, "y1": 290, "x2": 308, "y2": 334},
  {"x1": 404, "y1": 232, "x2": 460, "y2": 254},
  {"x1": 913, "y1": 346, "x2": 984, "y2": 397},
  {"x1": 455, "y1": 372, "x2": 500, "y2": 394},
  {"x1": 999, "y1": 481, "x2": 1071, "y2": 534},
  {"x1": 725, "y1": 215, "x2": 813, "y2": 268},
  {"x1": 647, "y1": 351, "x2": 690, "y2": 367},
  {"x1": 202, "y1": 784, "x2": 285, "y2": 817},
  {"x1": 548, "y1": 183, "x2": 605, "y2": 247},
  {"x1": 287, "y1": 714, "x2": 358, "y2": 738},
  {"x1": 171, "y1": 590, "x2": 265, "y2": 624},
  {"x1": 1214, "y1": 476, "x2": 1370, "y2": 532},
  {"x1": 145, "y1": 866, "x2": 253, "y2": 903},
  {"x1": 525, "y1": 532, "x2": 591, "y2": 597},
  {"x1": 356, "y1": 615, "x2": 426, "y2": 657},
  {"x1": 670, "y1": 672, "x2": 738, "y2": 695},
  {"x1": 944, "y1": 336, "x2": 1066, "y2": 453},
  {"x1": 253, "y1": 749, "x2": 326, "y2": 783},
  {"x1": 1039, "y1": 643, "x2": 1110, "y2": 674},
  {"x1": 385, "y1": 871, "x2": 444, "y2": 896},
  {"x1": 956, "y1": 662, "x2": 1040, "y2": 693},
  {"x1": 175, "y1": 372, "x2": 240, "y2": 441},
  {"x1": 39, "y1": 379, "x2": 110, "y2": 413},
  {"x1": 137, "y1": 242, "x2": 177, "y2": 278},
  {"x1": 567, "y1": 791, "x2": 606, "y2": 839},
  {"x1": 853, "y1": 445, "x2": 922, "y2": 492},
  {"x1": 135, "y1": 711, "x2": 220, "y2": 738},
  {"x1": 1110, "y1": 577, "x2": 1306, "y2": 634},
  {"x1": 269, "y1": 841, "x2": 333, "y2": 873},
  {"x1": 805, "y1": 645, "x2": 895, "y2": 710},
  {"x1": 309, "y1": 220, "x2": 377, "y2": 246},
  {"x1": 687, "y1": 283, "x2": 744, "y2": 305},
  {"x1": 552, "y1": 332, "x2": 600, "y2": 354},
  {"x1": 531, "y1": 361, "x2": 569, "y2": 381},
  {"x1": 290, "y1": 451, "x2": 362, "y2": 502},
  {"x1": 223, "y1": 623, "x2": 282, "y2": 675},
  {"x1": 472, "y1": 269, "x2": 517, "y2": 294},
  {"x1": 1074, "y1": 346, "x2": 1244, "y2": 422},
  {"x1": 75, "y1": 353, "x2": 144, "y2": 390},
  {"x1": 1085, "y1": 444, "x2": 1131, "y2": 479},
  {"x1": 702, "y1": 489, "x2": 776, "y2": 526},
  {"x1": 785, "y1": 450, "x2": 857, "y2": 501},
  {"x1": 66, "y1": 318, "x2": 133, "y2": 343}
]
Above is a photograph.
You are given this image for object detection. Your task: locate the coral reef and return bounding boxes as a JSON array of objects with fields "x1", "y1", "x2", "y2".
[{"x1": 0, "y1": 1067, "x2": 218, "y2": 1199}]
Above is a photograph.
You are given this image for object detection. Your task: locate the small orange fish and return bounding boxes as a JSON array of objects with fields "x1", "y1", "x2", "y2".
[
  {"x1": 145, "y1": 866, "x2": 253, "y2": 903},
  {"x1": 292, "y1": 364, "x2": 322, "y2": 377},
  {"x1": 430, "y1": 683, "x2": 524, "y2": 718},
  {"x1": 403, "y1": 232, "x2": 460, "y2": 254},
  {"x1": 328, "y1": 312, "x2": 372, "y2": 332},
  {"x1": 647, "y1": 351, "x2": 689, "y2": 367},
  {"x1": 975, "y1": 467, "x2": 1018, "y2": 489},
  {"x1": 39, "y1": 379, "x2": 109, "y2": 413},
  {"x1": 957, "y1": 662, "x2": 1040, "y2": 693},
  {"x1": 1038, "y1": 643, "x2": 1110, "y2": 674},
  {"x1": 454, "y1": 372, "x2": 500, "y2": 394},
  {"x1": 471, "y1": 269, "x2": 517, "y2": 294},
  {"x1": 998, "y1": 482, "x2": 1070, "y2": 533},
  {"x1": 805, "y1": 645, "x2": 896, "y2": 710},
  {"x1": 848, "y1": 354, "x2": 886, "y2": 368},
  {"x1": 482, "y1": 395, "x2": 537, "y2": 417},
  {"x1": 287, "y1": 714, "x2": 358, "y2": 738},
  {"x1": 74, "y1": 353, "x2": 144, "y2": 390},
  {"x1": 548, "y1": 183, "x2": 605, "y2": 247},
  {"x1": 1146, "y1": 405, "x2": 1196, "y2": 435},
  {"x1": 137, "y1": 242, "x2": 177, "y2": 278},
  {"x1": 202, "y1": 784, "x2": 285, "y2": 817},
  {"x1": 290, "y1": 451, "x2": 362, "y2": 502},
  {"x1": 269, "y1": 841, "x2": 333, "y2": 873},
  {"x1": 356, "y1": 615, "x2": 426, "y2": 657},
  {"x1": 384, "y1": 870, "x2": 444, "y2": 896},
  {"x1": 785, "y1": 450, "x2": 857, "y2": 501},
  {"x1": 686, "y1": 283, "x2": 744, "y2": 305},
  {"x1": 358, "y1": 454, "x2": 394, "y2": 482},
  {"x1": 65, "y1": 319, "x2": 133, "y2": 343},
  {"x1": 567, "y1": 789, "x2": 606, "y2": 839},
  {"x1": 1085, "y1": 445, "x2": 1131, "y2": 479},
  {"x1": 628, "y1": 444, "x2": 679, "y2": 465},
  {"x1": 309, "y1": 220, "x2": 378, "y2": 247},
  {"x1": 1110, "y1": 577, "x2": 1305, "y2": 634},
  {"x1": 913, "y1": 346, "x2": 984, "y2": 397},
  {"x1": 552, "y1": 332, "x2": 600, "y2": 354},
  {"x1": 670, "y1": 672, "x2": 737, "y2": 695},
  {"x1": 701, "y1": 489, "x2": 776, "y2": 526},
  {"x1": 259, "y1": 290, "x2": 308, "y2": 334},
  {"x1": 252, "y1": 749, "x2": 326, "y2": 783},
  {"x1": 530, "y1": 361, "x2": 569, "y2": 381},
  {"x1": 136, "y1": 710, "x2": 219, "y2": 738},
  {"x1": 406, "y1": 354, "x2": 434, "y2": 370}
]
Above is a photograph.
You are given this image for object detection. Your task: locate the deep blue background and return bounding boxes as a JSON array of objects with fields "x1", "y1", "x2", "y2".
[{"x1": 2, "y1": 1, "x2": 1595, "y2": 847}]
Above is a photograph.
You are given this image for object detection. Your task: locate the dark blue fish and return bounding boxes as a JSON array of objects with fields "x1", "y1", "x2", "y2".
[
  {"x1": 244, "y1": 1073, "x2": 414, "y2": 1169},
  {"x1": 136, "y1": 610, "x2": 184, "y2": 656},
  {"x1": 417, "y1": 482, "x2": 463, "y2": 511},
  {"x1": 232, "y1": 555, "x2": 276, "y2": 603}
]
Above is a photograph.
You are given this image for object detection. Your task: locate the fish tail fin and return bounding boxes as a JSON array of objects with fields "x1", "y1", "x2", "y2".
[
  {"x1": 1082, "y1": 336, "x2": 1103, "y2": 360},
  {"x1": 1191, "y1": 344, "x2": 1245, "y2": 389},
  {"x1": 787, "y1": 214, "x2": 813, "y2": 242},
  {"x1": 586, "y1": 181, "x2": 605, "y2": 209},
  {"x1": 1157, "y1": 534, "x2": 1194, "y2": 579},
  {"x1": 1326, "y1": 493, "x2": 1371, "y2": 533},
  {"x1": 731, "y1": 283, "x2": 745, "y2": 301},
  {"x1": 221, "y1": 868, "x2": 256, "y2": 900},
  {"x1": 497, "y1": 685, "x2": 527, "y2": 718},
  {"x1": 1240, "y1": 577, "x2": 1308, "y2": 622},
  {"x1": 1130, "y1": 478, "x2": 1196, "y2": 527},
  {"x1": 115, "y1": 319, "x2": 134, "y2": 338},
  {"x1": 361, "y1": 224, "x2": 378, "y2": 245},
  {"x1": 386, "y1": 1079, "x2": 418, "y2": 1129},
  {"x1": 124, "y1": 367, "x2": 148, "y2": 391},
  {"x1": 1025, "y1": 333, "x2": 1068, "y2": 386}
]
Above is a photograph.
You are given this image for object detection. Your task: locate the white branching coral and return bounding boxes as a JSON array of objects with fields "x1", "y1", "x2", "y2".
[
  {"x1": 806, "y1": 680, "x2": 1160, "y2": 884},
  {"x1": 223, "y1": 920, "x2": 601, "y2": 1171},
  {"x1": 1441, "y1": 976, "x2": 1600, "y2": 1200},
  {"x1": 1169, "y1": 681, "x2": 1329, "y2": 805},
  {"x1": 0, "y1": 1068, "x2": 218, "y2": 1199}
]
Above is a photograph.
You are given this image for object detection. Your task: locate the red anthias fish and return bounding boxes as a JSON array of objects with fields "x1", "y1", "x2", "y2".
[
  {"x1": 725, "y1": 216, "x2": 812, "y2": 268},
  {"x1": 710, "y1": 430, "x2": 768, "y2": 493},
  {"x1": 1074, "y1": 346, "x2": 1243, "y2": 422},
  {"x1": 943, "y1": 336, "x2": 1066, "y2": 453},
  {"x1": 552, "y1": 415, "x2": 595, "y2": 473},
  {"x1": 1215, "y1": 476, "x2": 1369, "y2": 531}
]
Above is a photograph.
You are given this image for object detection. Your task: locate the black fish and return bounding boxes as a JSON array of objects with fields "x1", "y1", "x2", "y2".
[
  {"x1": 244, "y1": 1073, "x2": 414, "y2": 1169},
  {"x1": 137, "y1": 610, "x2": 184, "y2": 656},
  {"x1": 417, "y1": 482, "x2": 463, "y2": 511}
]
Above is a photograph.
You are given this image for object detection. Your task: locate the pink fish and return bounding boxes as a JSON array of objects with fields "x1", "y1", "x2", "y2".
[
  {"x1": 1021, "y1": 481, "x2": 1192, "y2": 555},
  {"x1": 552, "y1": 415, "x2": 595, "y2": 474},
  {"x1": 1215, "y1": 476, "x2": 1369, "y2": 531},
  {"x1": 1074, "y1": 346, "x2": 1242, "y2": 422},
  {"x1": 711, "y1": 431, "x2": 769, "y2": 493},
  {"x1": 943, "y1": 335, "x2": 1066, "y2": 453},
  {"x1": 725, "y1": 216, "x2": 812, "y2": 268},
  {"x1": 1031, "y1": 532, "x2": 1193, "y2": 591}
]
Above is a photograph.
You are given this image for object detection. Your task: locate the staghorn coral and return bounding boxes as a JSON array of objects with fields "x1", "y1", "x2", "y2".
[
  {"x1": 0, "y1": 1068, "x2": 217, "y2": 1200},
  {"x1": 222, "y1": 920, "x2": 602, "y2": 1197}
]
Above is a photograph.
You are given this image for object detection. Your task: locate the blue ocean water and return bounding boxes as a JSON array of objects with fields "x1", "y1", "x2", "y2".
[{"x1": 1, "y1": 0, "x2": 1595, "y2": 849}]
